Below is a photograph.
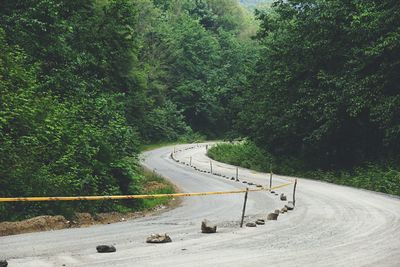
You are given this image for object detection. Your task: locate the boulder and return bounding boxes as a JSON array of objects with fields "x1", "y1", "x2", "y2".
[
  {"x1": 245, "y1": 222, "x2": 257, "y2": 227},
  {"x1": 230, "y1": 177, "x2": 235, "y2": 180},
  {"x1": 274, "y1": 209, "x2": 281, "y2": 214},
  {"x1": 285, "y1": 202, "x2": 294, "y2": 210},
  {"x1": 281, "y1": 207, "x2": 288, "y2": 213},
  {"x1": 146, "y1": 233, "x2": 172, "y2": 243},
  {"x1": 280, "y1": 193, "x2": 287, "y2": 201},
  {"x1": 201, "y1": 219, "x2": 217, "y2": 233},
  {"x1": 248, "y1": 182, "x2": 254, "y2": 185},
  {"x1": 270, "y1": 191, "x2": 275, "y2": 194},
  {"x1": 0, "y1": 260, "x2": 8, "y2": 267},
  {"x1": 242, "y1": 181, "x2": 247, "y2": 184},
  {"x1": 255, "y1": 219, "x2": 265, "y2": 225},
  {"x1": 96, "y1": 245, "x2": 116, "y2": 253},
  {"x1": 267, "y1": 212, "x2": 279, "y2": 220},
  {"x1": 256, "y1": 184, "x2": 262, "y2": 188}
]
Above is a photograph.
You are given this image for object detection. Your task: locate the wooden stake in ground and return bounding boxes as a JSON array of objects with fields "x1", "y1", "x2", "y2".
[
  {"x1": 269, "y1": 164, "x2": 273, "y2": 189},
  {"x1": 240, "y1": 188, "x2": 249, "y2": 228},
  {"x1": 236, "y1": 167, "x2": 239, "y2": 181},
  {"x1": 293, "y1": 178, "x2": 298, "y2": 206}
]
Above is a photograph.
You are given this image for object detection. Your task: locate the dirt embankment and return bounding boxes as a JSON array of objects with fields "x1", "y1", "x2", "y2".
[
  {"x1": 0, "y1": 198, "x2": 180, "y2": 237},
  {"x1": 1, "y1": 171, "x2": 181, "y2": 237}
]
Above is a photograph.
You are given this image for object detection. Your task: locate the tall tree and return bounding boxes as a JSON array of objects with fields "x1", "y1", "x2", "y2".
[{"x1": 241, "y1": 0, "x2": 400, "y2": 168}]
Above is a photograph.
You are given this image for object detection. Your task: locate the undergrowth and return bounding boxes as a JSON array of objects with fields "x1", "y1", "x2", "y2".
[{"x1": 208, "y1": 141, "x2": 400, "y2": 196}]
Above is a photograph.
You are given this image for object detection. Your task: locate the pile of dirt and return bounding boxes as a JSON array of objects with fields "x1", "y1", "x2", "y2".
[
  {"x1": 0, "y1": 215, "x2": 69, "y2": 236},
  {"x1": 73, "y1": 213, "x2": 95, "y2": 226},
  {"x1": 0, "y1": 197, "x2": 181, "y2": 237}
]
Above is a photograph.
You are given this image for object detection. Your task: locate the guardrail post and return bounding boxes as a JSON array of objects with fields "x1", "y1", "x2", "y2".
[
  {"x1": 269, "y1": 172, "x2": 273, "y2": 189},
  {"x1": 240, "y1": 188, "x2": 249, "y2": 228},
  {"x1": 236, "y1": 167, "x2": 239, "y2": 181},
  {"x1": 269, "y1": 164, "x2": 273, "y2": 189},
  {"x1": 190, "y1": 156, "x2": 192, "y2": 166},
  {"x1": 293, "y1": 179, "x2": 297, "y2": 206},
  {"x1": 210, "y1": 161, "x2": 213, "y2": 174}
]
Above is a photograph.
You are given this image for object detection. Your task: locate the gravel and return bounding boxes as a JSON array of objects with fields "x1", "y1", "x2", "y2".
[{"x1": 1, "y1": 143, "x2": 399, "y2": 266}]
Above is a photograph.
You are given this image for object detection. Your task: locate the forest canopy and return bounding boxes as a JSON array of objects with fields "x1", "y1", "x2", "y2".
[
  {"x1": 1, "y1": 0, "x2": 399, "y2": 220},
  {"x1": 240, "y1": 0, "x2": 400, "y2": 169},
  {"x1": 0, "y1": 0, "x2": 257, "y2": 220}
]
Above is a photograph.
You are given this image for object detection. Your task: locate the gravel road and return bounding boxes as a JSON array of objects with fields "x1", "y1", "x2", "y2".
[{"x1": 1, "y1": 143, "x2": 400, "y2": 266}]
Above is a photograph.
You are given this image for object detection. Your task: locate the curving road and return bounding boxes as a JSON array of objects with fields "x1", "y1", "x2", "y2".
[{"x1": 1, "y1": 143, "x2": 400, "y2": 266}]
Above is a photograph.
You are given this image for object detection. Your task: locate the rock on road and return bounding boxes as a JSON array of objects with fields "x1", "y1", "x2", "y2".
[{"x1": 1, "y1": 143, "x2": 400, "y2": 266}]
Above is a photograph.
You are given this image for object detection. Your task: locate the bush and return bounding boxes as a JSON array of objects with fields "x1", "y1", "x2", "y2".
[
  {"x1": 208, "y1": 140, "x2": 272, "y2": 172},
  {"x1": 208, "y1": 141, "x2": 400, "y2": 196}
]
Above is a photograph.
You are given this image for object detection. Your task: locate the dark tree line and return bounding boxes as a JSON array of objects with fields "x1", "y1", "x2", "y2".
[{"x1": 240, "y1": 0, "x2": 400, "y2": 170}]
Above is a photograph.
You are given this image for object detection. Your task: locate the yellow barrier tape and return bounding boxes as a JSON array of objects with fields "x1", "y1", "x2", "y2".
[{"x1": 0, "y1": 182, "x2": 294, "y2": 202}]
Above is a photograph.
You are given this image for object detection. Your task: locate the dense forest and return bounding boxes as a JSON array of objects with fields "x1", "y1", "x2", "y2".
[
  {"x1": 1, "y1": 0, "x2": 399, "y2": 220},
  {"x1": 0, "y1": 0, "x2": 258, "y2": 220},
  {"x1": 211, "y1": 0, "x2": 400, "y2": 195}
]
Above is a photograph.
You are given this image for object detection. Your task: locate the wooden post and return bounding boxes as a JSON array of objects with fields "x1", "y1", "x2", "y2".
[
  {"x1": 269, "y1": 172, "x2": 273, "y2": 189},
  {"x1": 190, "y1": 156, "x2": 192, "y2": 166},
  {"x1": 236, "y1": 167, "x2": 239, "y2": 181},
  {"x1": 293, "y1": 178, "x2": 298, "y2": 206},
  {"x1": 240, "y1": 188, "x2": 249, "y2": 228},
  {"x1": 269, "y1": 164, "x2": 273, "y2": 189},
  {"x1": 210, "y1": 161, "x2": 213, "y2": 174}
]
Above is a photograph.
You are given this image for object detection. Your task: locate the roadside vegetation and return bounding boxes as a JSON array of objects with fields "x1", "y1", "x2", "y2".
[
  {"x1": 1, "y1": 0, "x2": 399, "y2": 221},
  {"x1": 208, "y1": 142, "x2": 400, "y2": 196},
  {"x1": 0, "y1": 0, "x2": 257, "y2": 221},
  {"x1": 230, "y1": 1, "x2": 400, "y2": 196}
]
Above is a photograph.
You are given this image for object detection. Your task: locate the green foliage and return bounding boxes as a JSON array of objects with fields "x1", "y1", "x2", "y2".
[
  {"x1": 0, "y1": 0, "x2": 399, "y2": 219},
  {"x1": 208, "y1": 141, "x2": 272, "y2": 171},
  {"x1": 302, "y1": 164, "x2": 400, "y2": 196},
  {"x1": 240, "y1": 0, "x2": 400, "y2": 169},
  {"x1": 146, "y1": 0, "x2": 260, "y2": 137},
  {"x1": 0, "y1": 0, "x2": 258, "y2": 221},
  {"x1": 139, "y1": 168, "x2": 175, "y2": 210},
  {"x1": 140, "y1": 101, "x2": 191, "y2": 142},
  {"x1": 0, "y1": 29, "x2": 143, "y2": 220},
  {"x1": 209, "y1": 142, "x2": 400, "y2": 196}
]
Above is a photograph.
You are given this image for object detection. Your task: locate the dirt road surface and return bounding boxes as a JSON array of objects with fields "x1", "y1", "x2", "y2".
[{"x1": 1, "y1": 143, "x2": 400, "y2": 266}]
